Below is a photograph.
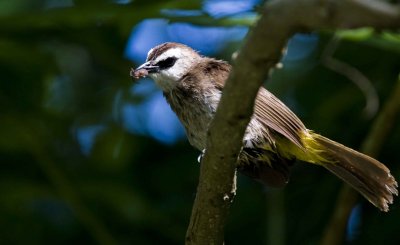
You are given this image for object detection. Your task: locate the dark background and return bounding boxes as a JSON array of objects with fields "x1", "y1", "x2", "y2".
[{"x1": 0, "y1": 0, "x2": 399, "y2": 244}]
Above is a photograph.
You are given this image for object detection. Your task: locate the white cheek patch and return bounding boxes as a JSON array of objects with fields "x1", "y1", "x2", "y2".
[
  {"x1": 150, "y1": 47, "x2": 201, "y2": 91},
  {"x1": 162, "y1": 59, "x2": 187, "y2": 78}
]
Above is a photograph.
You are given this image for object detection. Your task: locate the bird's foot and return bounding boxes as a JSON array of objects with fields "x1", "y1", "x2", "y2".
[{"x1": 197, "y1": 149, "x2": 206, "y2": 163}]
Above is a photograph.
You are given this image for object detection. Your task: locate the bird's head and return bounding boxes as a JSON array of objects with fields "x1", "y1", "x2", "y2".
[{"x1": 133, "y1": 42, "x2": 202, "y2": 91}]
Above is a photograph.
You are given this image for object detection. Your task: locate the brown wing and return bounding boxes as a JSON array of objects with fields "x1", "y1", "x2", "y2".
[
  {"x1": 254, "y1": 88, "x2": 306, "y2": 149},
  {"x1": 207, "y1": 59, "x2": 306, "y2": 148}
]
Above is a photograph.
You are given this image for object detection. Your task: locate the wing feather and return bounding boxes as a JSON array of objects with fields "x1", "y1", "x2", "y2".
[
  {"x1": 254, "y1": 88, "x2": 306, "y2": 148},
  {"x1": 208, "y1": 59, "x2": 306, "y2": 149}
]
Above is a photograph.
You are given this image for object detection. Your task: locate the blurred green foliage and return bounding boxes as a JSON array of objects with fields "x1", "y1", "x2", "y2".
[{"x1": 0, "y1": 0, "x2": 399, "y2": 244}]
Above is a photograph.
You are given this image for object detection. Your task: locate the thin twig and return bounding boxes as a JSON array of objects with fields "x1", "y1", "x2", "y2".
[
  {"x1": 321, "y1": 36, "x2": 379, "y2": 118},
  {"x1": 27, "y1": 134, "x2": 118, "y2": 245},
  {"x1": 321, "y1": 76, "x2": 400, "y2": 245}
]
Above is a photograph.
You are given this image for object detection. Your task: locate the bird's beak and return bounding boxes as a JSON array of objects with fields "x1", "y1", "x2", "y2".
[
  {"x1": 135, "y1": 61, "x2": 159, "y2": 74},
  {"x1": 131, "y1": 61, "x2": 160, "y2": 80}
]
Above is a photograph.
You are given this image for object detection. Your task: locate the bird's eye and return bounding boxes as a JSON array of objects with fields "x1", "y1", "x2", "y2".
[{"x1": 156, "y1": 57, "x2": 177, "y2": 70}]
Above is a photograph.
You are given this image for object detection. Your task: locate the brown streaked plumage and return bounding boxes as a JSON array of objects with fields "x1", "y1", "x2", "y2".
[{"x1": 132, "y1": 42, "x2": 398, "y2": 211}]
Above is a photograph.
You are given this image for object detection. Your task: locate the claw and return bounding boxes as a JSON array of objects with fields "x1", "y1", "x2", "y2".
[{"x1": 197, "y1": 149, "x2": 206, "y2": 163}]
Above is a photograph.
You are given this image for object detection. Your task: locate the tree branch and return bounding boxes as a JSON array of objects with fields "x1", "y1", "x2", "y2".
[{"x1": 185, "y1": 0, "x2": 400, "y2": 244}]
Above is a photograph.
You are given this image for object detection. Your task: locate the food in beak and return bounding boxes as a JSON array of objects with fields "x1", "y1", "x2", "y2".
[{"x1": 130, "y1": 68, "x2": 149, "y2": 79}]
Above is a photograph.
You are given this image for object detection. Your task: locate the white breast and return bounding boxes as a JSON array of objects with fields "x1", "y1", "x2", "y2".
[
  {"x1": 182, "y1": 90, "x2": 221, "y2": 150},
  {"x1": 173, "y1": 89, "x2": 266, "y2": 151}
]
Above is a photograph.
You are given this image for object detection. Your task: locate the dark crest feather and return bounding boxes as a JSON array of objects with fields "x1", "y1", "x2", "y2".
[{"x1": 147, "y1": 42, "x2": 191, "y2": 61}]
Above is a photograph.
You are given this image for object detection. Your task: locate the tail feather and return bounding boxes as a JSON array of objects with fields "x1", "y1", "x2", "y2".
[{"x1": 315, "y1": 134, "x2": 398, "y2": 212}]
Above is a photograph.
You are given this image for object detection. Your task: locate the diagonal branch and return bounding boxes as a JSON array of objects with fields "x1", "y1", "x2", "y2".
[{"x1": 185, "y1": 0, "x2": 400, "y2": 244}]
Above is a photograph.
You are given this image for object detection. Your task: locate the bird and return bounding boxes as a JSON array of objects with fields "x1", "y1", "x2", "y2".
[{"x1": 131, "y1": 42, "x2": 398, "y2": 212}]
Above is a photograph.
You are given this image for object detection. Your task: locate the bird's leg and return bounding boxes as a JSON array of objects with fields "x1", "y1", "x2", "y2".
[{"x1": 197, "y1": 149, "x2": 206, "y2": 164}]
